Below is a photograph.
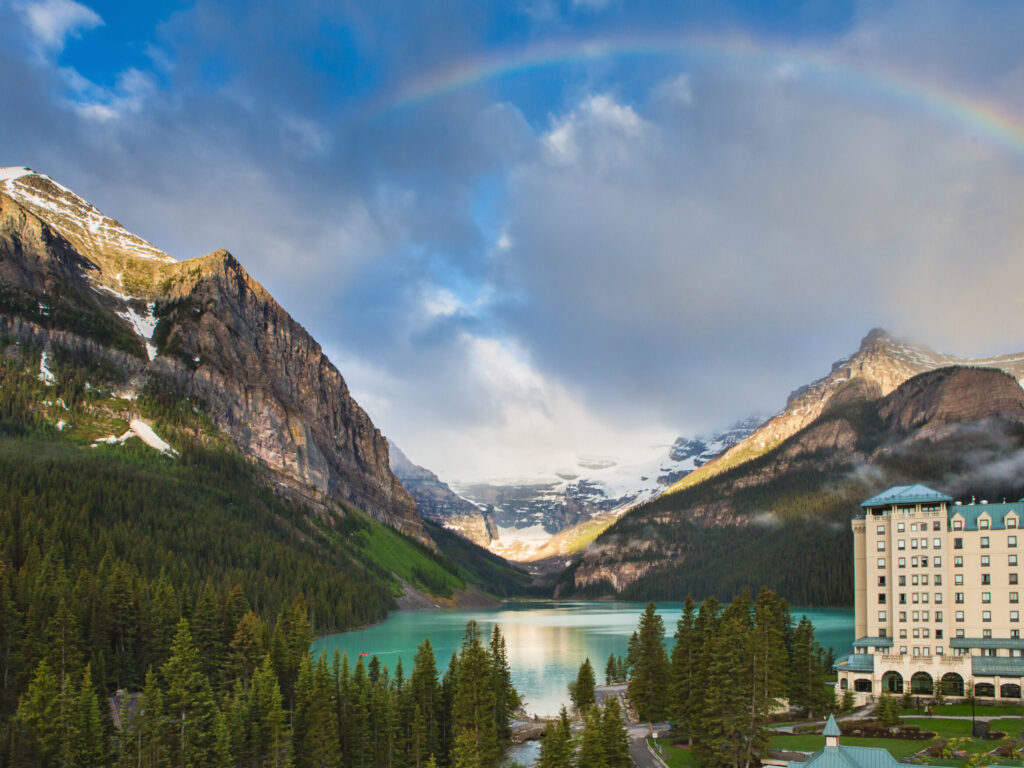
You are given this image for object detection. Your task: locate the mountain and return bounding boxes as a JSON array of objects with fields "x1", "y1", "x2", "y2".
[
  {"x1": 453, "y1": 418, "x2": 760, "y2": 560},
  {"x1": 563, "y1": 332, "x2": 1024, "y2": 605},
  {"x1": 0, "y1": 166, "x2": 426, "y2": 544},
  {"x1": 389, "y1": 440, "x2": 498, "y2": 546},
  {"x1": 665, "y1": 329, "x2": 1024, "y2": 497}
]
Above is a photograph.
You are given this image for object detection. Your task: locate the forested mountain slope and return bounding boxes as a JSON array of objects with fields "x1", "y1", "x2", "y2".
[{"x1": 564, "y1": 366, "x2": 1024, "y2": 605}]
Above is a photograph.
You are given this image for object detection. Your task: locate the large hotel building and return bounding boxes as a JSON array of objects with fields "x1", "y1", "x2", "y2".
[{"x1": 835, "y1": 484, "x2": 1024, "y2": 701}]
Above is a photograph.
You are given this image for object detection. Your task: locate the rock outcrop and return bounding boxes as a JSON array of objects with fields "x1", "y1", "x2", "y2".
[{"x1": 0, "y1": 167, "x2": 428, "y2": 547}]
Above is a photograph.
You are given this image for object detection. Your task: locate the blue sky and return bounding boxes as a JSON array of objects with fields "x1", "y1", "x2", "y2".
[{"x1": 2, "y1": 0, "x2": 1024, "y2": 482}]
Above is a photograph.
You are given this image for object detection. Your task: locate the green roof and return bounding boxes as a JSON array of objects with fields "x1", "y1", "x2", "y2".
[
  {"x1": 823, "y1": 715, "x2": 840, "y2": 737},
  {"x1": 972, "y1": 656, "x2": 1024, "y2": 676},
  {"x1": 853, "y1": 637, "x2": 893, "y2": 648},
  {"x1": 861, "y1": 485, "x2": 952, "y2": 509},
  {"x1": 949, "y1": 502, "x2": 1022, "y2": 530},
  {"x1": 788, "y1": 745, "x2": 930, "y2": 768},
  {"x1": 834, "y1": 653, "x2": 874, "y2": 673},
  {"x1": 950, "y1": 637, "x2": 1024, "y2": 650}
]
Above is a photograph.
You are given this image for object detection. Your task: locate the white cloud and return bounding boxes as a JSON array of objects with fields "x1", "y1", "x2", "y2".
[{"x1": 17, "y1": 0, "x2": 101, "y2": 52}]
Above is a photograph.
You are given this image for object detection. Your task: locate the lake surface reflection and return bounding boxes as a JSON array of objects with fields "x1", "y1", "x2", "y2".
[{"x1": 312, "y1": 601, "x2": 854, "y2": 717}]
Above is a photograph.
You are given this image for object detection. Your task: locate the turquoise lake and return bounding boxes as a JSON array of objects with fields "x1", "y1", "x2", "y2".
[{"x1": 312, "y1": 601, "x2": 854, "y2": 717}]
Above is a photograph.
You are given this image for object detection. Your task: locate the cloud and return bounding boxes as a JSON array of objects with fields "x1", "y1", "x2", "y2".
[
  {"x1": 17, "y1": 0, "x2": 102, "y2": 52},
  {"x1": 2, "y1": 0, "x2": 1024, "y2": 486}
]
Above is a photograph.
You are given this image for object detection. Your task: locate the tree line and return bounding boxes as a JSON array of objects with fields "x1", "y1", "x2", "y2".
[{"x1": 9, "y1": 614, "x2": 520, "y2": 768}]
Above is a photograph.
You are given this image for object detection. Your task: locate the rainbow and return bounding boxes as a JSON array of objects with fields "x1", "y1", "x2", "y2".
[{"x1": 359, "y1": 31, "x2": 1024, "y2": 161}]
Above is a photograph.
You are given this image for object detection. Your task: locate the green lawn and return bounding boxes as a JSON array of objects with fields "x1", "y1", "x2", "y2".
[
  {"x1": 649, "y1": 738, "x2": 697, "y2": 768},
  {"x1": 768, "y1": 734, "x2": 930, "y2": 759},
  {"x1": 902, "y1": 718, "x2": 974, "y2": 738},
  {"x1": 926, "y1": 703, "x2": 1024, "y2": 717}
]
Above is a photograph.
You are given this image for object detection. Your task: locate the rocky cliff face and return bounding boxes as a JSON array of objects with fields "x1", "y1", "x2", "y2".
[
  {"x1": 0, "y1": 167, "x2": 427, "y2": 546},
  {"x1": 666, "y1": 329, "x2": 1024, "y2": 496},
  {"x1": 389, "y1": 441, "x2": 497, "y2": 546}
]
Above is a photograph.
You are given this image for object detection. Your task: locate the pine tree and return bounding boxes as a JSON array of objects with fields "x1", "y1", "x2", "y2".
[
  {"x1": 569, "y1": 658, "x2": 596, "y2": 712},
  {"x1": 670, "y1": 596, "x2": 698, "y2": 743},
  {"x1": 13, "y1": 659, "x2": 61, "y2": 767},
  {"x1": 71, "y1": 664, "x2": 108, "y2": 768},
  {"x1": 628, "y1": 603, "x2": 670, "y2": 722},
  {"x1": 601, "y1": 697, "x2": 631, "y2": 768},
  {"x1": 451, "y1": 621, "x2": 500, "y2": 767},
  {"x1": 538, "y1": 707, "x2": 572, "y2": 768},
  {"x1": 489, "y1": 624, "x2": 519, "y2": 741},
  {"x1": 575, "y1": 705, "x2": 607, "y2": 768},
  {"x1": 410, "y1": 638, "x2": 442, "y2": 764},
  {"x1": 161, "y1": 619, "x2": 222, "y2": 768},
  {"x1": 605, "y1": 653, "x2": 617, "y2": 685}
]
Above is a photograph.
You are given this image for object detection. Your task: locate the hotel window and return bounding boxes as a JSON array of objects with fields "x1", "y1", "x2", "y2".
[
  {"x1": 1011, "y1": 555, "x2": 1019, "y2": 566},
  {"x1": 921, "y1": 538, "x2": 928, "y2": 549},
  {"x1": 912, "y1": 557, "x2": 919, "y2": 567},
  {"x1": 1012, "y1": 574, "x2": 1019, "y2": 585},
  {"x1": 878, "y1": 576, "x2": 886, "y2": 586},
  {"x1": 900, "y1": 646, "x2": 908, "y2": 655},
  {"x1": 935, "y1": 593, "x2": 943, "y2": 603},
  {"x1": 923, "y1": 628, "x2": 930, "y2": 638},
  {"x1": 935, "y1": 611, "x2": 943, "y2": 621},
  {"x1": 1012, "y1": 592, "x2": 1020, "y2": 604},
  {"x1": 922, "y1": 610, "x2": 929, "y2": 621},
  {"x1": 1012, "y1": 611, "x2": 1020, "y2": 622},
  {"x1": 899, "y1": 612, "x2": 907, "y2": 622},
  {"x1": 922, "y1": 593, "x2": 929, "y2": 603},
  {"x1": 935, "y1": 575, "x2": 943, "y2": 586},
  {"x1": 981, "y1": 519, "x2": 990, "y2": 530},
  {"x1": 934, "y1": 556, "x2": 942, "y2": 567},
  {"x1": 878, "y1": 541, "x2": 886, "y2": 551},
  {"x1": 878, "y1": 525, "x2": 887, "y2": 534},
  {"x1": 983, "y1": 592, "x2": 992, "y2": 603},
  {"x1": 956, "y1": 629, "x2": 965, "y2": 637},
  {"x1": 900, "y1": 629, "x2": 908, "y2": 639},
  {"x1": 955, "y1": 556, "x2": 964, "y2": 567},
  {"x1": 911, "y1": 523, "x2": 917, "y2": 532},
  {"x1": 1014, "y1": 630, "x2": 1022, "y2": 639},
  {"x1": 899, "y1": 539, "x2": 907, "y2": 550},
  {"x1": 922, "y1": 575, "x2": 929, "y2": 585},
  {"x1": 913, "y1": 628, "x2": 920, "y2": 638},
  {"x1": 878, "y1": 611, "x2": 887, "y2": 621},
  {"x1": 954, "y1": 538, "x2": 963, "y2": 549},
  {"x1": 933, "y1": 538, "x2": 942, "y2": 549},
  {"x1": 912, "y1": 575, "x2": 919, "y2": 586},
  {"x1": 983, "y1": 611, "x2": 992, "y2": 622},
  {"x1": 1010, "y1": 519, "x2": 1019, "y2": 530},
  {"x1": 953, "y1": 520, "x2": 963, "y2": 530},
  {"x1": 982, "y1": 556, "x2": 991, "y2": 567},
  {"x1": 933, "y1": 521, "x2": 942, "y2": 531},
  {"x1": 936, "y1": 629, "x2": 944, "y2": 639},
  {"x1": 899, "y1": 576, "x2": 907, "y2": 586},
  {"x1": 899, "y1": 558, "x2": 907, "y2": 568},
  {"x1": 878, "y1": 593, "x2": 887, "y2": 604},
  {"x1": 911, "y1": 539, "x2": 918, "y2": 549},
  {"x1": 983, "y1": 573, "x2": 991, "y2": 585},
  {"x1": 1011, "y1": 536, "x2": 1019, "y2": 547},
  {"x1": 913, "y1": 646, "x2": 921, "y2": 656},
  {"x1": 956, "y1": 593, "x2": 965, "y2": 603},
  {"x1": 936, "y1": 646, "x2": 943, "y2": 654},
  {"x1": 913, "y1": 593, "x2": 920, "y2": 603},
  {"x1": 956, "y1": 611, "x2": 965, "y2": 621},
  {"x1": 984, "y1": 633, "x2": 993, "y2": 642},
  {"x1": 982, "y1": 536, "x2": 990, "y2": 548},
  {"x1": 921, "y1": 557, "x2": 929, "y2": 567},
  {"x1": 899, "y1": 593, "x2": 907, "y2": 604},
  {"x1": 956, "y1": 574, "x2": 964, "y2": 585},
  {"x1": 877, "y1": 558, "x2": 886, "y2": 568},
  {"x1": 897, "y1": 522, "x2": 905, "y2": 532},
  {"x1": 912, "y1": 611, "x2": 920, "y2": 621}
]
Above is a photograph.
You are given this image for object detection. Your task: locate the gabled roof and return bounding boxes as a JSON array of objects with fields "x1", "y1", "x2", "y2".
[
  {"x1": 787, "y1": 745, "x2": 910, "y2": 768},
  {"x1": 861, "y1": 485, "x2": 952, "y2": 509},
  {"x1": 949, "y1": 502, "x2": 1022, "y2": 531}
]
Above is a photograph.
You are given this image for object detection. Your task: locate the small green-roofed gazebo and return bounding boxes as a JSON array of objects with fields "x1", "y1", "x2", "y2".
[{"x1": 785, "y1": 715, "x2": 942, "y2": 768}]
